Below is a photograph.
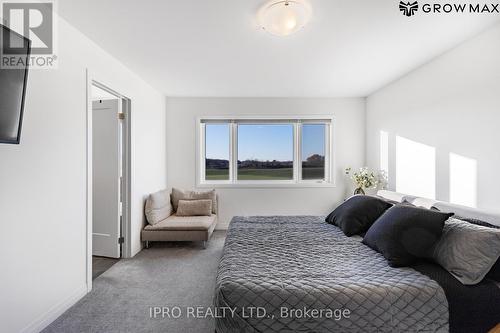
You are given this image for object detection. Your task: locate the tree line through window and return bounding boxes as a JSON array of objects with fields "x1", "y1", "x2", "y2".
[{"x1": 203, "y1": 120, "x2": 330, "y2": 183}]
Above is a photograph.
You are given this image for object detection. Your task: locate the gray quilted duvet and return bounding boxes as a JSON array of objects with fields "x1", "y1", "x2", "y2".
[{"x1": 215, "y1": 216, "x2": 449, "y2": 333}]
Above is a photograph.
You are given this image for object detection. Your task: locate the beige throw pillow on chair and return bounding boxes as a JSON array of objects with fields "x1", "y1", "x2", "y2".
[
  {"x1": 176, "y1": 199, "x2": 212, "y2": 217},
  {"x1": 171, "y1": 188, "x2": 217, "y2": 214}
]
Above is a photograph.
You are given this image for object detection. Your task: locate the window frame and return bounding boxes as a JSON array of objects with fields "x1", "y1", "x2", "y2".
[{"x1": 196, "y1": 115, "x2": 336, "y2": 188}]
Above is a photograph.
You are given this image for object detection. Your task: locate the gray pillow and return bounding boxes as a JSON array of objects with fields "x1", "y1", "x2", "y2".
[
  {"x1": 176, "y1": 199, "x2": 212, "y2": 217},
  {"x1": 171, "y1": 188, "x2": 217, "y2": 214},
  {"x1": 431, "y1": 217, "x2": 500, "y2": 285},
  {"x1": 145, "y1": 189, "x2": 172, "y2": 225}
]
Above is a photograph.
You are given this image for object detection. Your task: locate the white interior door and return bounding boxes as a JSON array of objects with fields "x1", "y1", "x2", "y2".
[{"x1": 92, "y1": 99, "x2": 122, "y2": 258}]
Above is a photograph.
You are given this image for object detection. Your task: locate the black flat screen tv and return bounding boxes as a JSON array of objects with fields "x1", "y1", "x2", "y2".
[{"x1": 0, "y1": 24, "x2": 30, "y2": 144}]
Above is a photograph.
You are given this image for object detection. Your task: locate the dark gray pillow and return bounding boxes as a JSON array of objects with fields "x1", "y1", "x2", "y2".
[
  {"x1": 325, "y1": 195, "x2": 392, "y2": 236},
  {"x1": 363, "y1": 205, "x2": 452, "y2": 267},
  {"x1": 431, "y1": 218, "x2": 500, "y2": 285},
  {"x1": 487, "y1": 259, "x2": 500, "y2": 281}
]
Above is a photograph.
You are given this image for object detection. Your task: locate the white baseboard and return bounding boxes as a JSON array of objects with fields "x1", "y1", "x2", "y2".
[{"x1": 21, "y1": 285, "x2": 87, "y2": 333}]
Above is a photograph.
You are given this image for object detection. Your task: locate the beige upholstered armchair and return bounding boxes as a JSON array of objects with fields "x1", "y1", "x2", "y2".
[{"x1": 141, "y1": 188, "x2": 218, "y2": 249}]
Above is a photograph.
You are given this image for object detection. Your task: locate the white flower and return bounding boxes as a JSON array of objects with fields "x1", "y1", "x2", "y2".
[{"x1": 346, "y1": 166, "x2": 383, "y2": 190}]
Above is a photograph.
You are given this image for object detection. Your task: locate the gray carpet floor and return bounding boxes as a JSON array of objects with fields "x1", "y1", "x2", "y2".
[{"x1": 43, "y1": 231, "x2": 226, "y2": 333}]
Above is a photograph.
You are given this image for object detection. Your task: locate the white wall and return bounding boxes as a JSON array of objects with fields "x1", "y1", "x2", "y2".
[
  {"x1": 0, "y1": 15, "x2": 166, "y2": 333},
  {"x1": 166, "y1": 98, "x2": 366, "y2": 228},
  {"x1": 366, "y1": 22, "x2": 500, "y2": 213}
]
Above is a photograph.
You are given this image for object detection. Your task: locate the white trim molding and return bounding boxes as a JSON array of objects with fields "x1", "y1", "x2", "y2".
[
  {"x1": 20, "y1": 285, "x2": 87, "y2": 333},
  {"x1": 86, "y1": 69, "x2": 133, "y2": 294}
]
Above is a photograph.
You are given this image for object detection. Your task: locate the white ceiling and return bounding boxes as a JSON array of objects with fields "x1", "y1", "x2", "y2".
[{"x1": 58, "y1": 0, "x2": 500, "y2": 97}]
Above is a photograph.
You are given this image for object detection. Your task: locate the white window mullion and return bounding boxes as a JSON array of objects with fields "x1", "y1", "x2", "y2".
[
  {"x1": 326, "y1": 123, "x2": 332, "y2": 183},
  {"x1": 230, "y1": 122, "x2": 238, "y2": 183},
  {"x1": 295, "y1": 122, "x2": 302, "y2": 183},
  {"x1": 200, "y1": 123, "x2": 206, "y2": 182}
]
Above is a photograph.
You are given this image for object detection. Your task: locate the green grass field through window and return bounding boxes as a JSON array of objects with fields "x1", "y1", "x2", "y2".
[{"x1": 205, "y1": 167, "x2": 325, "y2": 181}]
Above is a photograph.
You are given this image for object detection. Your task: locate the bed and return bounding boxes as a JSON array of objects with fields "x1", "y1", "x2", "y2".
[{"x1": 214, "y1": 216, "x2": 500, "y2": 333}]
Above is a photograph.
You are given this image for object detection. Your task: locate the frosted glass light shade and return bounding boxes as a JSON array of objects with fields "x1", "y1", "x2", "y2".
[{"x1": 257, "y1": 0, "x2": 312, "y2": 36}]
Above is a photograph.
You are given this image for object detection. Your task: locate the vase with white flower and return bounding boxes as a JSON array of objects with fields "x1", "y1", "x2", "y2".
[{"x1": 345, "y1": 167, "x2": 382, "y2": 195}]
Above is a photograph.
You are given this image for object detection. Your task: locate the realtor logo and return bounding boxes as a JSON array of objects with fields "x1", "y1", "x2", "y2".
[
  {"x1": 399, "y1": 1, "x2": 419, "y2": 16},
  {"x1": 2, "y1": 2, "x2": 53, "y2": 54},
  {"x1": 1, "y1": 0, "x2": 58, "y2": 69}
]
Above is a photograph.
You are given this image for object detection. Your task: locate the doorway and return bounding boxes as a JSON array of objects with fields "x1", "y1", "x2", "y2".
[{"x1": 86, "y1": 74, "x2": 131, "y2": 290}]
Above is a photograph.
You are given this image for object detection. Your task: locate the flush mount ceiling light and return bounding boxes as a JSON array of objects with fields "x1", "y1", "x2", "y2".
[{"x1": 257, "y1": 0, "x2": 312, "y2": 37}]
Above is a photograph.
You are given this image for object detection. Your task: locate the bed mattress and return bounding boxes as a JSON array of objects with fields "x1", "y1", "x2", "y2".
[{"x1": 215, "y1": 216, "x2": 450, "y2": 332}]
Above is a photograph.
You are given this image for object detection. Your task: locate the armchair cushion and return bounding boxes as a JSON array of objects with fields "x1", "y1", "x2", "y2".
[
  {"x1": 145, "y1": 189, "x2": 172, "y2": 225},
  {"x1": 144, "y1": 214, "x2": 217, "y2": 231}
]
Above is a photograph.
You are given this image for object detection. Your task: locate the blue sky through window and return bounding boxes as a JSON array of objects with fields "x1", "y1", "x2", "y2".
[
  {"x1": 302, "y1": 124, "x2": 325, "y2": 161},
  {"x1": 238, "y1": 124, "x2": 293, "y2": 161},
  {"x1": 205, "y1": 124, "x2": 229, "y2": 160},
  {"x1": 205, "y1": 123, "x2": 326, "y2": 161}
]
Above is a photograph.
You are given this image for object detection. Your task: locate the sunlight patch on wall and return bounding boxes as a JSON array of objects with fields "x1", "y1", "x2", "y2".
[
  {"x1": 396, "y1": 136, "x2": 436, "y2": 199},
  {"x1": 449, "y1": 153, "x2": 477, "y2": 208},
  {"x1": 380, "y1": 130, "x2": 389, "y2": 174}
]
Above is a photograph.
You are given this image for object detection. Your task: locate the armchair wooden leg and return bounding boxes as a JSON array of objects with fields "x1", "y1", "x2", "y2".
[
  {"x1": 202, "y1": 241, "x2": 206, "y2": 249},
  {"x1": 145, "y1": 241, "x2": 150, "y2": 249}
]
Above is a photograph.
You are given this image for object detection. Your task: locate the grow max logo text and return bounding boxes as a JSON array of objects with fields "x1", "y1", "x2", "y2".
[{"x1": 399, "y1": 1, "x2": 500, "y2": 17}]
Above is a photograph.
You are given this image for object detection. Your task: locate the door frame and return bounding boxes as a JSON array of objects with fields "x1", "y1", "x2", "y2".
[{"x1": 86, "y1": 69, "x2": 132, "y2": 292}]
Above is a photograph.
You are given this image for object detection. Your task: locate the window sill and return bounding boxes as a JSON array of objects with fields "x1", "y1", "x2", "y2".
[{"x1": 196, "y1": 182, "x2": 337, "y2": 189}]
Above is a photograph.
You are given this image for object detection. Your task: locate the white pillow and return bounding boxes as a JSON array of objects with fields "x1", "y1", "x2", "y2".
[
  {"x1": 406, "y1": 197, "x2": 439, "y2": 209},
  {"x1": 145, "y1": 189, "x2": 172, "y2": 225},
  {"x1": 376, "y1": 190, "x2": 406, "y2": 203},
  {"x1": 432, "y1": 202, "x2": 500, "y2": 227}
]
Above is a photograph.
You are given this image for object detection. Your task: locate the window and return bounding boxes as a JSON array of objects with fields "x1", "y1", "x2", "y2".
[
  {"x1": 199, "y1": 117, "x2": 333, "y2": 186},
  {"x1": 301, "y1": 124, "x2": 326, "y2": 181},
  {"x1": 238, "y1": 124, "x2": 294, "y2": 180},
  {"x1": 205, "y1": 124, "x2": 230, "y2": 181}
]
